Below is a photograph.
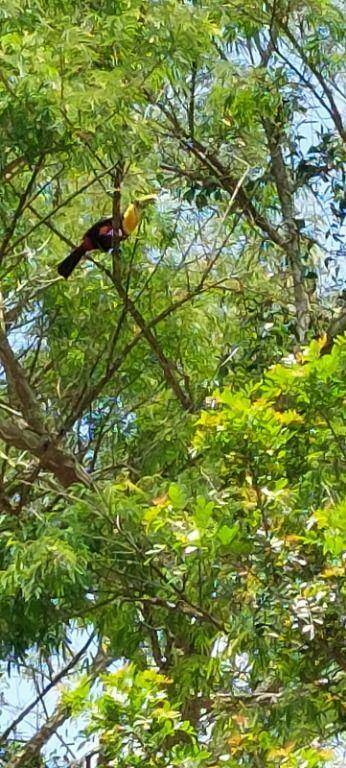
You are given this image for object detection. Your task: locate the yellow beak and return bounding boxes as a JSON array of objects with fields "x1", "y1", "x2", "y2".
[{"x1": 135, "y1": 194, "x2": 157, "y2": 207}]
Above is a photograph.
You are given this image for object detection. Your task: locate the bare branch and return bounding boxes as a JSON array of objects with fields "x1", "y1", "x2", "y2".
[
  {"x1": 6, "y1": 646, "x2": 111, "y2": 768},
  {"x1": 0, "y1": 633, "x2": 95, "y2": 744},
  {"x1": 0, "y1": 328, "x2": 46, "y2": 432},
  {"x1": 188, "y1": 62, "x2": 197, "y2": 140},
  {"x1": 0, "y1": 159, "x2": 44, "y2": 265}
]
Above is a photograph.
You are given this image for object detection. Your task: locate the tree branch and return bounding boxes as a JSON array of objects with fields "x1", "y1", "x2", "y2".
[
  {"x1": 6, "y1": 646, "x2": 111, "y2": 768},
  {"x1": 0, "y1": 159, "x2": 44, "y2": 265},
  {"x1": 321, "y1": 309, "x2": 346, "y2": 355},
  {"x1": 0, "y1": 328, "x2": 46, "y2": 432},
  {"x1": 91, "y1": 252, "x2": 195, "y2": 413},
  {"x1": 0, "y1": 413, "x2": 91, "y2": 487},
  {"x1": 188, "y1": 62, "x2": 197, "y2": 139},
  {"x1": 262, "y1": 117, "x2": 311, "y2": 341},
  {"x1": 9, "y1": 162, "x2": 120, "y2": 254},
  {"x1": 0, "y1": 633, "x2": 95, "y2": 744},
  {"x1": 148, "y1": 93, "x2": 286, "y2": 248},
  {"x1": 280, "y1": 21, "x2": 345, "y2": 142}
]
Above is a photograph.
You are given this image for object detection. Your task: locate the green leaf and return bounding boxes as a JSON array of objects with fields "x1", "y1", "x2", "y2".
[
  {"x1": 168, "y1": 483, "x2": 187, "y2": 509},
  {"x1": 193, "y1": 496, "x2": 214, "y2": 527},
  {"x1": 217, "y1": 523, "x2": 239, "y2": 545}
]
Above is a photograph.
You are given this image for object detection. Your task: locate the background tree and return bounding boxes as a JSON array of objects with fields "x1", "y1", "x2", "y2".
[{"x1": 0, "y1": 0, "x2": 345, "y2": 766}]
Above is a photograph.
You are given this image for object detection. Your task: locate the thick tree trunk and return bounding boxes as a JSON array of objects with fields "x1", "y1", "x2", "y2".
[
  {"x1": 0, "y1": 416, "x2": 91, "y2": 488},
  {"x1": 0, "y1": 328, "x2": 91, "y2": 489},
  {"x1": 264, "y1": 121, "x2": 311, "y2": 342}
]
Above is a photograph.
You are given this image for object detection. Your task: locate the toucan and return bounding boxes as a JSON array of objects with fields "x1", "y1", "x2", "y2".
[{"x1": 57, "y1": 195, "x2": 156, "y2": 279}]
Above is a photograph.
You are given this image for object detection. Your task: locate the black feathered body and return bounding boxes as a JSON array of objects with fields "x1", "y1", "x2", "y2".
[{"x1": 57, "y1": 218, "x2": 119, "y2": 279}]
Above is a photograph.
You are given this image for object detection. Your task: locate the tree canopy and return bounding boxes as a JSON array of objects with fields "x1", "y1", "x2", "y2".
[{"x1": 0, "y1": 1, "x2": 345, "y2": 766}]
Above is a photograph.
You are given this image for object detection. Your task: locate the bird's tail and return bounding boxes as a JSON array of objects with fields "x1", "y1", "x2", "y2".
[{"x1": 57, "y1": 244, "x2": 86, "y2": 279}]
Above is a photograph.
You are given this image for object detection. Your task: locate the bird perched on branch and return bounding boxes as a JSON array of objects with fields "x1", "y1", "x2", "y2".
[{"x1": 57, "y1": 195, "x2": 156, "y2": 279}]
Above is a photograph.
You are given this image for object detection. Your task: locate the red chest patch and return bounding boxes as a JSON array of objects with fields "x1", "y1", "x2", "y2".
[{"x1": 99, "y1": 224, "x2": 113, "y2": 236}]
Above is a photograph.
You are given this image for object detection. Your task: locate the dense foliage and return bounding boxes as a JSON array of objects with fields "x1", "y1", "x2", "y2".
[{"x1": 0, "y1": 1, "x2": 345, "y2": 766}]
